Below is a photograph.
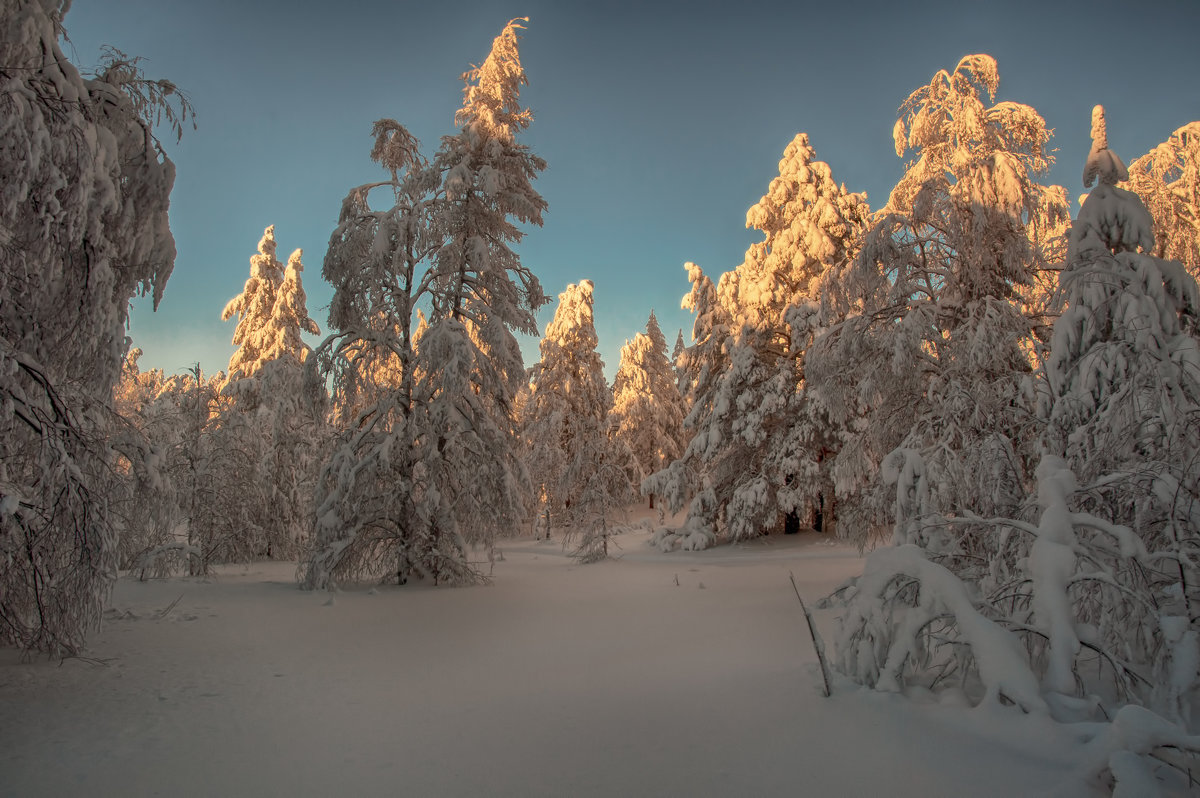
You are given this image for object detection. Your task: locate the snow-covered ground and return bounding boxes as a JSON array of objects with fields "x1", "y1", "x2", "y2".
[{"x1": 1, "y1": 522, "x2": 1097, "y2": 797}]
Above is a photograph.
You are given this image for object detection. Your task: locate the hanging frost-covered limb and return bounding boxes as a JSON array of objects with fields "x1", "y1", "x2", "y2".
[
  {"x1": 647, "y1": 135, "x2": 867, "y2": 550},
  {"x1": 807, "y1": 54, "x2": 1069, "y2": 549},
  {"x1": 0, "y1": 1, "x2": 187, "y2": 653},
  {"x1": 301, "y1": 19, "x2": 547, "y2": 588},
  {"x1": 1040, "y1": 106, "x2": 1200, "y2": 725},
  {"x1": 1125, "y1": 121, "x2": 1200, "y2": 279}
]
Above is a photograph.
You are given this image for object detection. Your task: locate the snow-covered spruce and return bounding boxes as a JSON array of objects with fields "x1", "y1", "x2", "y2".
[
  {"x1": 222, "y1": 226, "x2": 320, "y2": 379},
  {"x1": 0, "y1": 1, "x2": 189, "y2": 653},
  {"x1": 301, "y1": 19, "x2": 546, "y2": 589},
  {"x1": 647, "y1": 133, "x2": 867, "y2": 550},
  {"x1": 610, "y1": 311, "x2": 688, "y2": 511},
  {"x1": 217, "y1": 228, "x2": 325, "y2": 562},
  {"x1": 521, "y1": 281, "x2": 633, "y2": 560}
]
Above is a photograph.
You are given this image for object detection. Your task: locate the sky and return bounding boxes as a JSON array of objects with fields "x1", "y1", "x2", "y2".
[{"x1": 63, "y1": 0, "x2": 1200, "y2": 381}]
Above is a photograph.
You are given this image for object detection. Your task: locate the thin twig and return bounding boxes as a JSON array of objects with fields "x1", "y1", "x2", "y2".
[
  {"x1": 791, "y1": 571, "x2": 832, "y2": 698},
  {"x1": 154, "y1": 594, "x2": 183, "y2": 620}
]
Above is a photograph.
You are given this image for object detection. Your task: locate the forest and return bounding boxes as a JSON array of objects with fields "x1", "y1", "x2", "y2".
[{"x1": 3, "y1": 2, "x2": 1200, "y2": 795}]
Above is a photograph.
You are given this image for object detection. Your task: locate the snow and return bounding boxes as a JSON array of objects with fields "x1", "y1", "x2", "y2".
[{"x1": 1, "y1": 522, "x2": 1097, "y2": 797}]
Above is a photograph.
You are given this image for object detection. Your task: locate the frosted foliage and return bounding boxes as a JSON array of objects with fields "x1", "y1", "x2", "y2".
[
  {"x1": 1, "y1": 1, "x2": 187, "y2": 653},
  {"x1": 132, "y1": 368, "x2": 252, "y2": 575},
  {"x1": 1126, "y1": 121, "x2": 1200, "y2": 276},
  {"x1": 302, "y1": 20, "x2": 546, "y2": 588},
  {"x1": 807, "y1": 54, "x2": 1067, "y2": 546},
  {"x1": 110, "y1": 364, "x2": 301, "y2": 579},
  {"x1": 110, "y1": 350, "x2": 176, "y2": 572},
  {"x1": 610, "y1": 312, "x2": 688, "y2": 491},
  {"x1": 831, "y1": 454, "x2": 1195, "y2": 722},
  {"x1": 208, "y1": 227, "x2": 327, "y2": 565},
  {"x1": 833, "y1": 543, "x2": 1047, "y2": 713},
  {"x1": 522, "y1": 282, "x2": 633, "y2": 552},
  {"x1": 1047, "y1": 110, "x2": 1200, "y2": 484},
  {"x1": 647, "y1": 135, "x2": 866, "y2": 548},
  {"x1": 456, "y1": 18, "x2": 533, "y2": 143},
  {"x1": 222, "y1": 227, "x2": 320, "y2": 379},
  {"x1": 830, "y1": 107, "x2": 1200, "y2": 756}
]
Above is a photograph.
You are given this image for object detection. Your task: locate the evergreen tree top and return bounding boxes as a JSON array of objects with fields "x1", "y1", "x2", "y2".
[
  {"x1": 457, "y1": 17, "x2": 532, "y2": 142},
  {"x1": 1083, "y1": 105, "x2": 1130, "y2": 188}
]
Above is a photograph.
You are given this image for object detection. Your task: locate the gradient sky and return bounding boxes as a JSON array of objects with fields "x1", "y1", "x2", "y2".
[{"x1": 63, "y1": 0, "x2": 1200, "y2": 380}]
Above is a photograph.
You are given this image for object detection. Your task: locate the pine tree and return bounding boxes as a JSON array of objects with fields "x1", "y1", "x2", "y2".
[
  {"x1": 222, "y1": 226, "x2": 282, "y2": 378},
  {"x1": 610, "y1": 311, "x2": 688, "y2": 508},
  {"x1": 1034, "y1": 104, "x2": 1200, "y2": 727},
  {"x1": 218, "y1": 228, "x2": 325, "y2": 560},
  {"x1": 222, "y1": 226, "x2": 320, "y2": 378},
  {"x1": 0, "y1": 2, "x2": 189, "y2": 653},
  {"x1": 411, "y1": 15, "x2": 547, "y2": 574},
  {"x1": 643, "y1": 262, "x2": 732, "y2": 549},
  {"x1": 647, "y1": 134, "x2": 867, "y2": 549},
  {"x1": 302, "y1": 19, "x2": 546, "y2": 588},
  {"x1": 671, "y1": 329, "x2": 688, "y2": 394},
  {"x1": 523, "y1": 281, "x2": 632, "y2": 553}
]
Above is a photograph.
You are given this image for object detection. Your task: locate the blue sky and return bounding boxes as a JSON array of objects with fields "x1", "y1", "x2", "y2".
[{"x1": 64, "y1": 0, "x2": 1200, "y2": 380}]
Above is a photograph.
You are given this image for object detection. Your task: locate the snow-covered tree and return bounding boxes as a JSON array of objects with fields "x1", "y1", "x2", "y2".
[
  {"x1": 110, "y1": 363, "x2": 246, "y2": 579},
  {"x1": 222, "y1": 226, "x2": 320, "y2": 379},
  {"x1": 522, "y1": 281, "x2": 632, "y2": 554},
  {"x1": 829, "y1": 107, "x2": 1200, "y2": 791},
  {"x1": 807, "y1": 55, "x2": 1069, "y2": 547},
  {"x1": 1126, "y1": 121, "x2": 1200, "y2": 277},
  {"x1": 647, "y1": 134, "x2": 867, "y2": 549},
  {"x1": 302, "y1": 19, "x2": 547, "y2": 588},
  {"x1": 300, "y1": 117, "x2": 437, "y2": 588},
  {"x1": 219, "y1": 228, "x2": 325, "y2": 560},
  {"x1": 222, "y1": 226, "x2": 284, "y2": 377},
  {"x1": 0, "y1": 2, "x2": 189, "y2": 653},
  {"x1": 671, "y1": 329, "x2": 688, "y2": 394},
  {"x1": 110, "y1": 349, "x2": 175, "y2": 572},
  {"x1": 1037, "y1": 108, "x2": 1200, "y2": 705},
  {"x1": 610, "y1": 311, "x2": 688, "y2": 508},
  {"x1": 643, "y1": 262, "x2": 731, "y2": 549}
]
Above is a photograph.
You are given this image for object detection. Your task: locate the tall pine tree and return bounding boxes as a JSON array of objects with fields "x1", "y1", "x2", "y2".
[
  {"x1": 610, "y1": 311, "x2": 688, "y2": 509},
  {"x1": 647, "y1": 134, "x2": 866, "y2": 548},
  {"x1": 522, "y1": 281, "x2": 631, "y2": 557},
  {"x1": 302, "y1": 19, "x2": 546, "y2": 588},
  {"x1": 220, "y1": 227, "x2": 324, "y2": 561}
]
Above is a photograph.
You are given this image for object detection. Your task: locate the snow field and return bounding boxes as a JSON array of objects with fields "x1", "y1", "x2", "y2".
[{"x1": 1, "y1": 528, "x2": 1093, "y2": 797}]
